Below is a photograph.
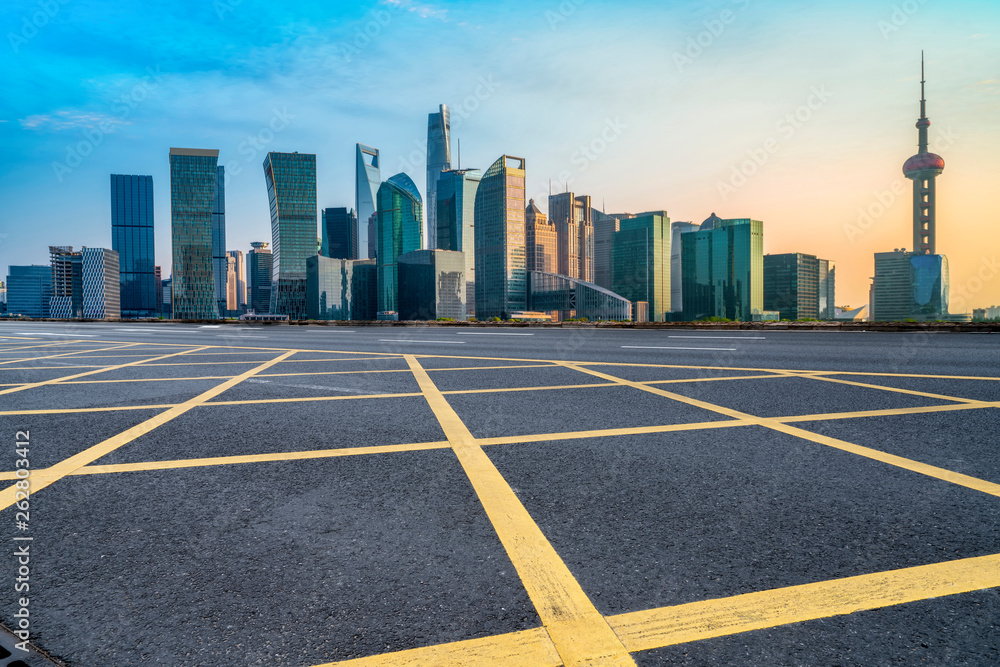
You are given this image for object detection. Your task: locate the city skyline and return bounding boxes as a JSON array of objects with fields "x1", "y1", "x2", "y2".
[{"x1": 2, "y1": 1, "x2": 999, "y2": 311}]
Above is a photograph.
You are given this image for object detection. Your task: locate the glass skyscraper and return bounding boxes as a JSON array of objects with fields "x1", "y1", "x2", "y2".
[
  {"x1": 436, "y1": 168, "x2": 480, "y2": 316},
  {"x1": 426, "y1": 104, "x2": 452, "y2": 250},
  {"x1": 6, "y1": 265, "x2": 52, "y2": 318},
  {"x1": 397, "y1": 249, "x2": 465, "y2": 321},
  {"x1": 306, "y1": 256, "x2": 377, "y2": 321},
  {"x1": 670, "y1": 221, "x2": 699, "y2": 313},
  {"x1": 169, "y1": 148, "x2": 221, "y2": 320},
  {"x1": 593, "y1": 209, "x2": 621, "y2": 290},
  {"x1": 818, "y1": 259, "x2": 836, "y2": 320},
  {"x1": 321, "y1": 207, "x2": 358, "y2": 260},
  {"x1": 611, "y1": 211, "x2": 671, "y2": 322},
  {"x1": 474, "y1": 155, "x2": 527, "y2": 320},
  {"x1": 264, "y1": 152, "x2": 317, "y2": 320},
  {"x1": 212, "y1": 166, "x2": 227, "y2": 316},
  {"x1": 82, "y1": 247, "x2": 121, "y2": 320},
  {"x1": 681, "y1": 215, "x2": 764, "y2": 321},
  {"x1": 49, "y1": 246, "x2": 83, "y2": 318},
  {"x1": 110, "y1": 174, "x2": 156, "y2": 318},
  {"x1": 549, "y1": 192, "x2": 594, "y2": 283},
  {"x1": 376, "y1": 173, "x2": 423, "y2": 315},
  {"x1": 247, "y1": 242, "x2": 272, "y2": 314},
  {"x1": 355, "y1": 144, "x2": 381, "y2": 260},
  {"x1": 763, "y1": 253, "x2": 821, "y2": 320}
]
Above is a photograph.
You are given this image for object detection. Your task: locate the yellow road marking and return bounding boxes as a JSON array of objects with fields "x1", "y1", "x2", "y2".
[
  {"x1": 0, "y1": 351, "x2": 295, "y2": 511},
  {"x1": 796, "y1": 373, "x2": 993, "y2": 405},
  {"x1": 778, "y1": 402, "x2": 994, "y2": 423},
  {"x1": 0, "y1": 341, "x2": 82, "y2": 354},
  {"x1": 610, "y1": 553, "x2": 1000, "y2": 651},
  {"x1": 0, "y1": 341, "x2": 141, "y2": 368},
  {"x1": 313, "y1": 627, "x2": 560, "y2": 667},
  {"x1": 0, "y1": 345, "x2": 210, "y2": 397},
  {"x1": 405, "y1": 355, "x2": 635, "y2": 667},
  {"x1": 561, "y1": 364, "x2": 1000, "y2": 499}
]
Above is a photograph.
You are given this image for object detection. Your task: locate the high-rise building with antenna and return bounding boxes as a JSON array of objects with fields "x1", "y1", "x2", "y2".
[
  {"x1": 903, "y1": 52, "x2": 945, "y2": 256},
  {"x1": 426, "y1": 104, "x2": 452, "y2": 250}
]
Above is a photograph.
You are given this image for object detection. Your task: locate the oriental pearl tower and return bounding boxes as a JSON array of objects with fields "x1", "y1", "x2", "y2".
[{"x1": 903, "y1": 52, "x2": 945, "y2": 256}]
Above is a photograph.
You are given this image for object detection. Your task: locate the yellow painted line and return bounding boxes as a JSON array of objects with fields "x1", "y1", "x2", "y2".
[
  {"x1": 478, "y1": 419, "x2": 749, "y2": 447},
  {"x1": 405, "y1": 355, "x2": 635, "y2": 667},
  {"x1": 796, "y1": 373, "x2": 992, "y2": 405},
  {"x1": 0, "y1": 341, "x2": 82, "y2": 354},
  {"x1": 313, "y1": 627, "x2": 560, "y2": 667},
  {"x1": 0, "y1": 376, "x2": 233, "y2": 386},
  {"x1": 823, "y1": 370, "x2": 1000, "y2": 381},
  {"x1": 205, "y1": 392, "x2": 423, "y2": 406},
  {"x1": 442, "y1": 382, "x2": 619, "y2": 396},
  {"x1": 0, "y1": 351, "x2": 295, "y2": 511},
  {"x1": 0, "y1": 404, "x2": 177, "y2": 417},
  {"x1": 609, "y1": 553, "x2": 1000, "y2": 652},
  {"x1": 561, "y1": 364, "x2": 1000, "y2": 499},
  {"x1": 644, "y1": 373, "x2": 790, "y2": 385},
  {"x1": 0, "y1": 345, "x2": 211, "y2": 397},
  {"x1": 0, "y1": 365, "x2": 109, "y2": 370},
  {"x1": 778, "y1": 402, "x2": 996, "y2": 423},
  {"x1": 0, "y1": 341, "x2": 141, "y2": 367}
]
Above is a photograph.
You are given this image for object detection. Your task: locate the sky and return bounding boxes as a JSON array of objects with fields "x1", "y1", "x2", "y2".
[{"x1": 1, "y1": 0, "x2": 998, "y2": 311}]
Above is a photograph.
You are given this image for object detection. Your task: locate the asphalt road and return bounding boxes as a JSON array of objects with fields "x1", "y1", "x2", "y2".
[{"x1": 0, "y1": 321, "x2": 997, "y2": 666}]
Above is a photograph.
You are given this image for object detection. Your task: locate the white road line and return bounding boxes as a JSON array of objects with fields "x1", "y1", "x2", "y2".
[
  {"x1": 455, "y1": 332, "x2": 534, "y2": 336},
  {"x1": 379, "y1": 339, "x2": 466, "y2": 345},
  {"x1": 198, "y1": 325, "x2": 222, "y2": 329},
  {"x1": 9, "y1": 332, "x2": 98, "y2": 337},
  {"x1": 622, "y1": 346, "x2": 737, "y2": 351},
  {"x1": 668, "y1": 336, "x2": 766, "y2": 340}
]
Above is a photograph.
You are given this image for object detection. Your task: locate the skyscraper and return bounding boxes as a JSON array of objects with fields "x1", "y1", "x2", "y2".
[
  {"x1": 226, "y1": 249, "x2": 246, "y2": 314},
  {"x1": 593, "y1": 209, "x2": 620, "y2": 290},
  {"x1": 264, "y1": 151, "x2": 317, "y2": 320},
  {"x1": 5, "y1": 266, "x2": 52, "y2": 318},
  {"x1": 321, "y1": 207, "x2": 359, "y2": 260},
  {"x1": 169, "y1": 147, "x2": 220, "y2": 320},
  {"x1": 525, "y1": 199, "x2": 557, "y2": 274},
  {"x1": 611, "y1": 211, "x2": 671, "y2": 322},
  {"x1": 110, "y1": 174, "x2": 156, "y2": 318},
  {"x1": 81, "y1": 247, "x2": 120, "y2": 320},
  {"x1": 306, "y1": 256, "x2": 377, "y2": 321},
  {"x1": 437, "y1": 168, "x2": 480, "y2": 316},
  {"x1": 818, "y1": 259, "x2": 836, "y2": 319},
  {"x1": 681, "y1": 214, "x2": 764, "y2": 322},
  {"x1": 904, "y1": 54, "x2": 945, "y2": 257},
  {"x1": 474, "y1": 155, "x2": 527, "y2": 320},
  {"x1": 670, "y1": 221, "x2": 699, "y2": 313},
  {"x1": 247, "y1": 242, "x2": 273, "y2": 314},
  {"x1": 49, "y1": 246, "x2": 82, "y2": 318},
  {"x1": 212, "y1": 166, "x2": 227, "y2": 316},
  {"x1": 549, "y1": 192, "x2": 594, "y2": 282},
  {"x1": 397, "y1": 249, "x2": 466, "y2": 321},
  {"x1": 376, "y1": 173, "x2": 423, "y2": 315},
  {"x1": 763, "y1": 253, "x2": 821, "y2": 321},
  {"x1": 355, "y1": 144, "x2": 381, "y2": 260},
  {"x1": 426, "y1": 104, "x2": 452, "y2": 250}
]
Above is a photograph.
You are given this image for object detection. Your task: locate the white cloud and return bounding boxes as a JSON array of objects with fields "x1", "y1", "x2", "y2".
[
  {"x1": 19, "y1": 110, "x2": 130, "y2": 132},
  {"x1": 383, "y1": 0, "x2": 448, "y2": 21}
]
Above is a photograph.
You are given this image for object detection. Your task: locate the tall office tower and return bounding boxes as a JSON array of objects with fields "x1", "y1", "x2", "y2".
[
  {"x1": 376, "y1": 173, "x2": 423, "y2": 315},
  {"x1": 49, "y1": 246, "x2": 82, "y2": 318},
  {"x1": 110, "y1": 174, "x2": 156, "y2": 318},
  {"x1": 474, "y1": 155, "x2": 527, "y2": 320},
  {"x1": 610, "y1": 212, "x2": 671, "y2": 322},
  {"x1": 225, "y1": 254, "x2": 237, "y2": 313},
  {"x1": 169, "y1": 148, "x2": 221, "y2": 320},
  {"x1": 264, "y1": 152, "x2": 317, "y2": 320},
  {"x1": 226, "y1": 250, "x2": 246, "y2": 314},
  {"x1": 211, "y1": 166, "x2": 227, "y2": 315},
  {"x1": 593, "y1": 209, "x2": 620, "y2": 289},
  {"x1": 397, "y1": 249, "x2": 466, "y2": 321},
  {"x1": 154, "y1": 266, "x2": 162, "y2": 315},
  {"x1": 437, "y1": 168, "x2": 480, "y2": 316},
  {"x1": 670, "y1": 221, "x2": 699, "y2": 313},
  {"x1": 549, "y1": 192, "x2": 594, "y2": 282},
  {"x1": 321, "y1": 207, "x2": 359, "y2": 260},
  {"x1": 356, "y1": 144, "x2": 381, "y2": 259},
  {"x1": 818, "y1": 259, "x2": 836, "y2": 319},
  {"x1": 81, "y1": 247, "x2": 120, "y2": 319},
  {"x1": 904, "y1": 54, "x2": 945, "y2": 256},
  {"x1": 426, "y1": 104, "x2": 452, "y2": 250},
  {"x1": 681, "y1": 214, "x2": 764, "y2": 322},
  {"x1": 367, "y1": 213, "x2": 378, "y2": 261},
  {"x1": 0, "y1": 281, "x2": 6, "y2": 314},
  {"x1": 763, "y1": 253, "x2": 821, "y2": 321},
  {"x1": 6, "y1": 266, "x2": 52, "y2": 318},
  {"x1": 247, "y1": 242, "x2": 273, "y2": 313},
  {"x1": 526, "y1": 199, "x2": 557, "y2": 274},
  {"x1": 306, "y1": 256, "x2": 377, "y2": 321},
  {"x1": 161, "y1": 278, "x2": 172, "y2": 318}
]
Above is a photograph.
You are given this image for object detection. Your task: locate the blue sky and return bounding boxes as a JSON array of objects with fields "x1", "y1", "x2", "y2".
[{"x1": 2, "y1": 0, "x2": 999, "y2": 309}]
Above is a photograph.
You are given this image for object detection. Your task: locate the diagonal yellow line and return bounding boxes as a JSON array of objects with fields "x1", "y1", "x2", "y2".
[
  {"x1": 0, "y1": 341, "x2": 82, "y2": 354},
  {"x1": 0, "y1": 350, "x2": 296, "y2": 511},
  {"x1": 793, "y1": 372, "x2": 995, "y2": 406},
  {"x1": 0, "y1": 344, "x2": 210, "y2": 397},
  {"x1": 404, "y1": 355, "x2": 635, "y2": 667},
  {"x1": 0, "y1": 341, "x2": 142, "y2": 368},
  {"x1": 559, "y1": 363, "x2": 1000, "y2": 499}
]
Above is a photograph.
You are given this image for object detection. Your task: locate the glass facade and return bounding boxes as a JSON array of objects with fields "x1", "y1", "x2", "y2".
[
  {"x1": 397, "y1": 249, "x2": 466, "y2": 321},
  {"x1": 82, "y1": 247, "x2": 121, "y2": 319},
  {"x1": 669, "y1": 221, "x2": 698, "y2": 312},
  {"x1": 426, "y1": 104, "x2": 451, "y2": 250},
  {"x1": 247, "y1": 242, "x2": 273, "y2": 314},
  {"x1": 6, "y1": 266, "x2": 51, "y2": 318},
  {"x1": 871, "y1": 251, "x2": 914, "y2": 321},
  {"x1": 527, "y1": 271, "x2": 632, "y2": 321},
  {"x1": 593, "y1": 209, "x2": 620, "y2": 290},
  {"x1": 437, "y1": 168, "x2": 480, "y2": 316},
  {"x1": 49, "y1": 246, "x2": 83, "y2": 318},
  {"x1": 355, "y1": 144, "x2": 381, "y2": 260},
  {"x1": 681, "y1": 217, "x2": 763, "y2": 321},
  {"x1": 212, "y1": 166, "x2": 227, "y2": 316},
  {"x1": 265, "y1": 152, "x2": 317, "y2": 320},
  {"x1": 818, "y1": 259, "x2": 836, "y2": 320},
  {"x1": 910, "y1": 253, "x2": 949, "y2": 319},
  {"x1": 549, "y1": 192, "x2": 594, "y2": 282},
  {"x1": 376, "y1": 173, "x2": 423, "y2": 314},
  {"x1": 226, "y1": 249, "x2": 246, "y2": 314},
  {"x1": 306, "y1": 256, "x2": 377, "y2": 321},
  {"x1": 111, "y1": 174, "x2": 156, "y2": 318},
  {"x1": 474, "y1": 155, "x2": 527, "y2": 320},
  {"x1": 611, "y1": 211, "x2": 671, "y2": 322},
  {"x1": 321, "y1": 207, "x2": 358, "y2": 260},
  {"x1": 763, "y1": 253, "x2": 820, "y2": 320},
  {"x1": 170, "y1": 148, "x2": 221, "y2": 320}
]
